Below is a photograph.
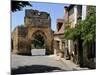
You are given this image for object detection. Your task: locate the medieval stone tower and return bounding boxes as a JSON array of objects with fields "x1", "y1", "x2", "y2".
[{"x1": 12, "y1": 9, "x2": 54, "y2": 55}]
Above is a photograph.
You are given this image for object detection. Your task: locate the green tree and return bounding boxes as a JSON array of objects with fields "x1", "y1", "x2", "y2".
[
  {"x1": 11, "y1": 0, "x2": 32, "y2": 12},
  {"x1": 32, "y1": 34, "x2": 45, "y2": 49},
  {"x1": 81, "y1": 6, "x2": 96, "y2": 44}
]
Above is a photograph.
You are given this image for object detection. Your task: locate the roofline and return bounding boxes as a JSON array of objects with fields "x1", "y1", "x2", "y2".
[{"x1": 64, "y1": 5, "x2": 75, "y2": 11}]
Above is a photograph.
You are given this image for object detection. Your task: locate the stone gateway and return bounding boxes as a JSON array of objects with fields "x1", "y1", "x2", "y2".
[{"x1": 12, "y1": 9, "x2": 54, "y2": 55}]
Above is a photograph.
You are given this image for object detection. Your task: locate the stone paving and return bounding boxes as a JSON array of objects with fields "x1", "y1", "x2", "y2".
[{"x1": 11, "y1": 54, "x2": 87, "y2": 74}]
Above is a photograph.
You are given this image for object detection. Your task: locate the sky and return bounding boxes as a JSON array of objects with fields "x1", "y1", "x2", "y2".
[{"x1": 11, "y1": 2, "x2": 67, "y2": 31}]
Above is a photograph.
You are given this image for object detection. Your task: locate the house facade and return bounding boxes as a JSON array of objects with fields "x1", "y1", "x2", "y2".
[
  {"x1": 64, "y1": 5, "x2": 95, "y2": 68},
  {"x1": 53, "y1": 19, "x2": 65, "y2": 57},
  {"x1": 64, "y1": 5, "x2": 87, "y2": 63},
  {"x1": 54, "y1": 5, "x2": 87, "y2": 60}
]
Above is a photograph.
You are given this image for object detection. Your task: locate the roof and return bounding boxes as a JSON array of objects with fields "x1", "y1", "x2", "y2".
[
  {"x1": 64, "y1": 5, "x2": 75, "y2": 11},
  {"x1": 56, "y1": 18, "x2": 64, "y2": 23},
  {"x1": 54, "y1": 18, "x2": 64, "y2": 35}
]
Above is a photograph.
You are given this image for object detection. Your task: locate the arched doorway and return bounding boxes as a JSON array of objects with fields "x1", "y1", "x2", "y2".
[
  {"x1": 31, "y1": 32, "x2": 46, "y2": 49},
  {"x1": 31, "y1": 31, "x2": 47, "y2": 55}
]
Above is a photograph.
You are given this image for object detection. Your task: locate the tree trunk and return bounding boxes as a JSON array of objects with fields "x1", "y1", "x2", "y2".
[{"x1": 77, "y1": 39, "x2": 83, "y2": 67}]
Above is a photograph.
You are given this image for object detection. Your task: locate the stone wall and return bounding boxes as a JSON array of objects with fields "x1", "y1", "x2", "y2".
[
  {"x1": 24, "y1": 9, "x2": 51, "y2": 27},
  {"x1": 27, "y1": 27, "x2": 54, "y2": 54}
]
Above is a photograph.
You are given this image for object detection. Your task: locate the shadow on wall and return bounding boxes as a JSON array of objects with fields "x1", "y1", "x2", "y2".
[{"x1": 11, "y1": 65, "x2": 65, "y2": 75}]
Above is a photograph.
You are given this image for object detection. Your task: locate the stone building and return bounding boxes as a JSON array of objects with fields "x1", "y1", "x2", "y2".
[
  {"x1": 64, "y1": 4, "x2": 87, "y2": 65},
  {"x1": 63, "y1": 5, "x2": 86, "y2": 63},
  {"x1": 12, "y1": 9, "x2": 54, "y2": 55},
  {"x1": 64, "y1": 5, "x2": 95, "y2": 68},
  {"x1": 53, "y1": 5, "x2": 87, "y2": 60},
  {"x1": 54, "y1": 19, "x2": 65, "y2": 56}
]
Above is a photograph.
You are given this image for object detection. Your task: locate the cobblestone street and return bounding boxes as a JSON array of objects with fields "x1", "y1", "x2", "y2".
[{"x1": 11, "y1": 54, "x2": 87, "y2": 74}]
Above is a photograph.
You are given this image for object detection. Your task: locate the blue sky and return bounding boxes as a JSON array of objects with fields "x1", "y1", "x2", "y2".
[{"x1": 11, "y1": 2, "x2": 67, "y2": 31}]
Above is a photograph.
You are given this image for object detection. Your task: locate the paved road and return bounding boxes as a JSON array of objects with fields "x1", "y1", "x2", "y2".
[{"x1": 11, "y1": 54, "x2": 77, "y2": 74}]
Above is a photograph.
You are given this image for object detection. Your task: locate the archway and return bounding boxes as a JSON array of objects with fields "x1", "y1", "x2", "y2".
[
  {"x1": 31, "y1": 30, "x2": 47, "y2": 55},
  {"x1": 31, "y1": 32, "x2": 46, "y2": 49}
]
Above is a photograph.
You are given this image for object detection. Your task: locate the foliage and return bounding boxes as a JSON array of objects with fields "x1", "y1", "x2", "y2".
[
  {"x1": 81, "y1": 6, "x2": 96, "y2": 44},
  {"x1": 31, "y1": 34, "x2": 45, "y2": 49},
  {"x1": 65, "y1": 19, "x2": 82, "y2": 40},
  {"x1": 11, "y1": 0, "x2": 32, "y2": 12},
  {"x1": 18, "y1": 24, "x2": 25, "y2": 29},
  {"x1": 64, "y1": 6, "x2": 96, "y2": 44}
]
